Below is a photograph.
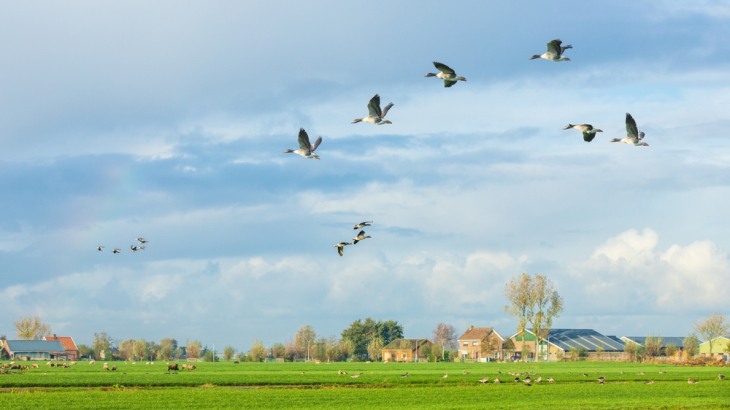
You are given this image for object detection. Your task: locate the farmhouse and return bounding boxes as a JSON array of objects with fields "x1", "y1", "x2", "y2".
[
  {"x1": 699, "y1": 337, "x2": 730, "y2": 360},
  {"x1": 509, "y1": 329, "x2": 626, "y2": 361},
  {"x1": 457, "y1": 326, "x2": 504, "y2": 361},
  {"x1": 1, "y1": 340, "x2": 67, "y2": 360},
  {"x1": 621, "y1": 336, "x2": 686, "y2": 359},
  {"x1": 381, "y1": 339, "x2": 432, "y2": 362},
  {"x1": 43, "y1": 335, "x2": 80, "y2": 361}
]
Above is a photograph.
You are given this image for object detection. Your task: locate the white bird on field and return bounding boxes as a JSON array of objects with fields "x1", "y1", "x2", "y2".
[
  {"x1": 352, "y1": 231, "x2": 371, "y2": 244},
  {"x1": 530, "y1": 39, "x2": 572, "y2": 61},
  {"x1": 352, "y1": 94, "x2": 393, "y2": 125},
  {"x1": 563, "y1": 124, "x2": 603, "y2": 142},
  {"x1": 424, "y1": 61, "x2": 466, "y2": 87},
  {"x1": 284, "y1": 128, "x2": 322, "y2": 159},
  {"x1": 334, "y1": 242, "x2": 352, "y2": 257},
  {"x1": 611, "y1": 113, "x2": 649, "y2": 146}
]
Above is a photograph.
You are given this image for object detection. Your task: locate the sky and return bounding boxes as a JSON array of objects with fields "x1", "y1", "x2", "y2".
[{"x1": 1, "y1": 0, "x2": 730, "y2": 350}]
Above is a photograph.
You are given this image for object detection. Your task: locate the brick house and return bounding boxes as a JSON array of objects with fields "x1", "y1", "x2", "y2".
[
  {"x1": 43, "y1": 335, "x2": 80, "y2": 361},
  {"x1": 457, "y1": 326, "x2": 504, "y2": 361}
]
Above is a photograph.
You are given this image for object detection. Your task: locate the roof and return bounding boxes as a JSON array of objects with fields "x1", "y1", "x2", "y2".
[
  {"x1": 44, "y1": 336, "x2": 78, "y2": 351},
  {"x1": 517, "y1": 329, "x2": 626, "y2": 352},
  {"x1": 3, "y1": 340, "x2": 66, "y2": 353},
  {"x1": 622, "y1": 336, "x2": 686, "y2": 348},
  {"x1": 382, "y1": 339, "x2": 431, "y2": 350},
  {"x1": 459, "y1": 327, "x2": 502, "y2": 341},
  {"x1": 698, "y1": 336, "x2": 730, "y2": 346}
]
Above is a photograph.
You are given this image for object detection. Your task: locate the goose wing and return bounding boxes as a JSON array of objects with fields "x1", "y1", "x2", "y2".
[
  {"x1": 433, "y1": 62, "x2": 455, "y2": 75},
  {"x1": 546, "y1": 39, "x2": 562, "y2": 55},
  {"x1": 625, "y1": 113, "x2": 639, "y2": 142},
  {"x1": 381, "y1": 102, "x2": 394, "y2": 118},
  {"x1": 310, "y1": 136, "x2": 322, "y2": 152},
  {"x1": 298, "y1": 128, "x2": 312, "y2": 151},
  {"x1": 337, "y1": 246, "x2": 344, "y2": 256},
  {"x1": 444, "y1": 79, "x2": 458, "y2": 88},
  {"x1": 368, "y1": 94, "x2": 382, "y2": 118},
  {"x1": 583, "y1": 131, "x2": 596, "y2": 142}
]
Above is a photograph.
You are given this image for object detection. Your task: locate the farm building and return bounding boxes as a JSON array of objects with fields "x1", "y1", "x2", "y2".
[
  {"x1": 457, "y1": 326, "x2": 504, "y2": 361},
  {"x1": 43, "y1": 335, "x2": 80, "y2": 361},
  {"x1": 1, "y1": 340, "x2": 67, "y2": 360},
  {"x1": 699, "y1": 337, "x2": 730, "y2": 360},
  {"x1": 509, "y1": 329, "x2": 626, "y2": 361},
  {"x1": 381, "y1": 339, "x2": 432, "y2": 362},
  {"x1": 620, "y1": 336, "x2": 686, "y2": 360}
]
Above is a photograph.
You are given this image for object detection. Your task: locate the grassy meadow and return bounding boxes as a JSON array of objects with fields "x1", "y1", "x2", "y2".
[{"x1": 1, "y1": 360, "x2": 728, "y2": 409}]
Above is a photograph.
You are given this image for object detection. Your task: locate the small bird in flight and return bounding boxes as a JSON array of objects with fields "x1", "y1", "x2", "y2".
[
  {"x1": 352, "y1": 231, "x2": 371, "y2": 244},
  {"x1": 112, "y1": 249, "x2": 121, "y2": 253},
  {"x1": 334, "y1": 242, "x2": 352, "y2": 257},
  {"x1": 136, "y1": 238, "x2": 148, "y2": 244},
  {"x1": 353, "y1": 221, "x2": 373, "y2": 230},
  {"x1": 96, "y1": 246, "x2": 105, "y2": 251}
]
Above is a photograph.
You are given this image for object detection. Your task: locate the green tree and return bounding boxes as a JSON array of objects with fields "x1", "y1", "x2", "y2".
[
  {"x1": 236, "y1": 351, "x2": 246, "y2": 361},
  {"x1": 249, "y1": 339, "x2": 266, "y2": 362},
  {"x1": 223, "y1": 346, "x2": 235, "y2": 361},
  {"x1": 665, "y1": 343, "x2": 678, "y2": 358},
  {"x1": 341, "y1": 318, "x2": 404, "y2": 360},
  {"x1": 480, "y1": 330, "x2": 499, "y2": 359},
  {"x1": 203, "y1": 349, "x2": 218, "y2": 362},
  {"x1": 118, "y1": 339, "x2": 135, "y2": 361},
  {"x1": 92, "y1": 332, "x2": 113, "y2": 361},
  {"x1": 271, "y1": 343, "x2": 286, "y2": 359},
  {"x1": 503, "y1": 338, "x2": 516, "y2": 360},
  {"x1": 683, "y1": 334, "x2": 700, "y2": 359},
  {"x1": 158, "y1": 338, "x2": 176, "y2": 361},
  {"x1": 77, "y1": 344, "x2": 93, "y2": 359},
  {"x1": 644, "y1": 335, "x2": 663, "y2": 358},
  {"x1": 134, "y1": 338, "x2": 148, "y2": 361}
]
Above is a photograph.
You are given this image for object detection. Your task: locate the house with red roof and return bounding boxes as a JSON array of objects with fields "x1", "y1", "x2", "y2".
[{"x1": 43, "y1": 334, "x2": 79, "y2": 361}]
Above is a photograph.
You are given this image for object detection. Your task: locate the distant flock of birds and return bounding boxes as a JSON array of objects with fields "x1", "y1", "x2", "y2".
[
  {"x1": 284, "y1": 39, "x2": 652, "y2": 255},
  {"x1": 96, "y1": 238, "x2": 148, "y2": 254},
  {"x1": 334, "y1": 221, "x2": 373, "y2": 256}
]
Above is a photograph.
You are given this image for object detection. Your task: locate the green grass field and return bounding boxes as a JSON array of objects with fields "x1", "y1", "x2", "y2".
[{"x1": 1, "y1": 361, "x2": 728, "y2": 409}]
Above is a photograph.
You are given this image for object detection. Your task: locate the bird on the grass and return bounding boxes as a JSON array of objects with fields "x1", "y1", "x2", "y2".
[
  {"x1": 514, "y1": 377, "x2": 520, "y2": 383},
  {"x1": 352, "y1": 94, "x2": 393, "y2": 125},
  {"x1": 424, "y1": 61, "x2": 467, "y2": 87},
  {"x1": 611, "y1": 113, "x2": 649, "y2": 146},
  {"x1": 351, "y1": 373, "x2": 361, "y2": 378},
  {"x1": 524, "y1": 376, "x2": 532, "y2": 384},
  {"x1": 718, "y1": 374, "x2": 725, "y2": 380},
  {"x1": 548, "y1": 377, "x2": 555, "y2": 383},
  {"x1": 583, "y1": 373, "x2": 588, "y2": 377},
  {"x1": 688, "y1": 378, "x2": 698, "y2": 384},
  {"x1": 401, "y1": 372, "x2": 409, "y2": 378},
  {"x1": 96, "y1": 246, "x2": 104, "y2": 251},
  {"x1": 352, "y1": 231, "x2": 371, "y2": 244},
  {"x1": 493, "y1": 378, "x2": 501, "y2": 384},
  {"x1": 563, "y1": 124, "x2": 603, "y2": 142},
  {"x1": 463, "y1": 370, "x2": 470, "y2": 375},
  {"x1": 535, "y1": 376, "x2": 542, "y2": 383},
  {"x1": 645, "y1": 379, "x2": 654, "y2": 384},
  {"x1": 353, "y1": 221, "x2": 372, "y2": 230},
  {"x1": 442, "y1": 373, "x2": 448, "y2": 378},
  {"x1": 659, "y1": 371, "x2": 666, "y2": 374},
  {"x1": 530, "y1": 39, "x2": 572, "y2": 61},
  {"x1": 334, "y1": 242, "x2": 352, "y2": 257},
  {"x1": 478, "y1": 377, "x2": 489, "y2": 383},
  {"x1": 284, "y1": 128, "x2": 323, "y2": 159}
]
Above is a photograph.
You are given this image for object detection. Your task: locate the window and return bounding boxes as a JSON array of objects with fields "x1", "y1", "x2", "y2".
[
  {"x1": 463, "y1": 342, "x2": 468, "y2": 346},
  {"x1": 473, "y1": 342, "x2": 478, "y2": 346}
]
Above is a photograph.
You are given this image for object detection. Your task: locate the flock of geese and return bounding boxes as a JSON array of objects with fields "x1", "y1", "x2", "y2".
[
  {"x1": 96, "y1": 238, "x2": 148, "y2": 254},
  {"x1": 283, "y1": 39, "x2": 652, "y2": 256},
  {"x1": 334, "y1": 221, "x2": 373, "y2": 257}
]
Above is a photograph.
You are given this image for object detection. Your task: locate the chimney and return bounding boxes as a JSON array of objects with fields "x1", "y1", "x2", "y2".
[
  {"x1": 53, "y1": 334, "x2": 57, "y2": 338},
  {"x1": 469, "y1": 325, "x2": 474, "y2": 330}
]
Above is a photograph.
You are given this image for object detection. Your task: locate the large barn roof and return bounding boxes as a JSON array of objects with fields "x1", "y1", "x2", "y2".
[
  {"x1": 44, "y1": 336, "x2": 78, "y2": 351},
  {"x1": 513, "y1": 329, "x2": 626, "y2": 352},
  {"x1": 4, "y1": 340, "x2": 66, "y2": 352},
  {"x1": 622, "y1": 336, "x2": 686, "y2": 348}
]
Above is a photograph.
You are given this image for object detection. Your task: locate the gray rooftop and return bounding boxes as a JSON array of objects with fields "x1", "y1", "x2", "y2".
[
  {"x1": 540, "y1": 329, "x2": 626, "y2": 352},
  {"x1": 622, "y1": 336, "x2": 686, "y2": 348},
  {"x1": 4, "y1": 340, "x2": 66, "y2": 352}
]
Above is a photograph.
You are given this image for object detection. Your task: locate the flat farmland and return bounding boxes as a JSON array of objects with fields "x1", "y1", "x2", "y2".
[{"x1": 1, "y1": 361, "x2": 728, "y2": 409}]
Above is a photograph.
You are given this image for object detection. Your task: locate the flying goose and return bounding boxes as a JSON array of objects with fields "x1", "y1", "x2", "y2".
[
  {"x1": 352, "y1": 230, "x2": 371, "y2": 244},
  {"x1": 334, "y1": 242, "x2": 352, "y2": 257},
  {"x1": 136, "y1": 238, "x2": 148, "y2": 244},
  {"x1": 352, "y1": 94, "x2": 393, "y2": 125},
  {"x1": 112, "y1": 248, "x2": 121, "y2": 253},
  {"x1": 425, "y1": 61, "x2": 466, "y2": 87},
  {"x1": 563, "y1": 124, "x2": 603, "y2": 142},
  {"x1": 530, "y1": 39, "x2": 572, "y2": 61},
  {"x1": 96, "y1": 246, "x2": 105, "y2": 251},
  {"x1": 611, "y1": 113, "x2": 649, "y2": 146},
  {"x1": 353, "y1": 221, "x2": 372, "y2": 230},
  {"x1": 284, "y1": 128, "x2": 323, "y2": 159},
  {"x1": 131, "y1": 245, "x2": 146, "y2": 252}
]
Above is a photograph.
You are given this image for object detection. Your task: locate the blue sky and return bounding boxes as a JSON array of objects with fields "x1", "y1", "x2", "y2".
[{"x1": 2, "y1": 0, "x2": 730, "y2": 349}]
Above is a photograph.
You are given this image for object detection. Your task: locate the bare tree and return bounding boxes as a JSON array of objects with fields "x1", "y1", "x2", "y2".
[
  {"x1": 692, "y1": 312, "x2": 730, "y2": 356},
  {"x1": 366, "y1": 337, "x2": 384, "y2": 361},
  {"x1": 480, "y1": 330, "x2": 499, "y2": 359},
  {"x1": 432, "y1": 323, "x2": 457, "y2": 361},
  {"x1": 644, "y1": 335, "x2": 663, "y2": 358},
  {"x1": 223, "y1": 346, "x2": 235, "y2": 361},
  {"x1": 504, "y1": 273, "x2": 533, "y2": 361},
  {"x1": 14, "y1": 315, "x2": 51, "y2": 340},
  {"x1": 529, "y1": 275, "x2": 564, "y2": 361},
  {"x1": 295, "y1": 325, "x2": 317, "y2": 361},
  {"x1": 186, "y1": 339, "x2": 202, "y2": 359}
]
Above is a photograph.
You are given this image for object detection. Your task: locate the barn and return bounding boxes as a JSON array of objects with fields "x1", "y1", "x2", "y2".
[{"x1": 1, "y1": 340, "x2": 67, "y2": 360}]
